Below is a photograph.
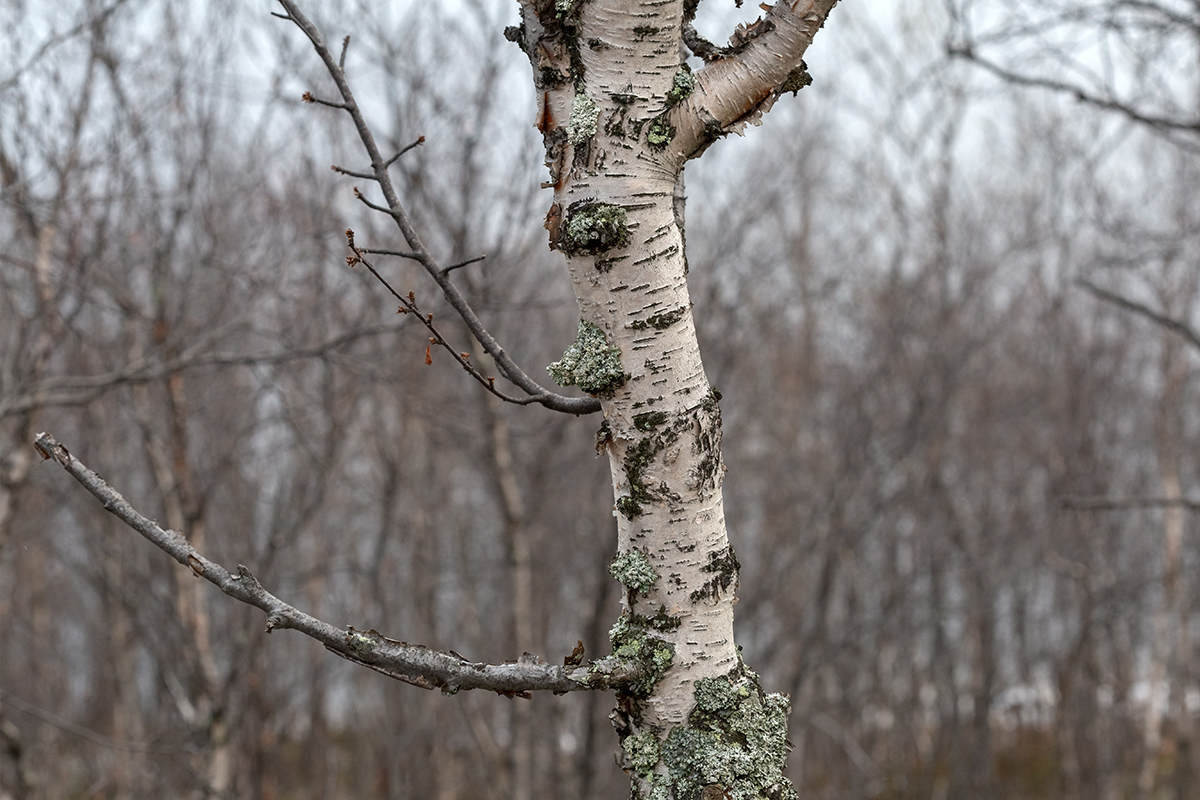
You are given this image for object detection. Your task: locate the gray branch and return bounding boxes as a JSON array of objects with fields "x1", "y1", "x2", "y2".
[
  {"x1": 1077, "y1": 278, "x2": 1200, "y2": 352},
  {"x1": 1, "y1": 322, "x2": 412, "y2": 420},
  {"x1": 276, "y1": 0, "x2": 600, "y2": 416},
  {"x1": 34, "y1": 432, "x2": 631, "y2": 695},
  {"x1": 949, "y1": 48, "x2": 1200, "y2": 136},
  {"x1": 1061, "y1": 495, "x2": 1200, "y2": 513}
]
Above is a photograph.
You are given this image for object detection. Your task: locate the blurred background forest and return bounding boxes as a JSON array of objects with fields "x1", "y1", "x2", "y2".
[{"x1": 2, "y1": 1, "x2": 1199, "y2": 798}]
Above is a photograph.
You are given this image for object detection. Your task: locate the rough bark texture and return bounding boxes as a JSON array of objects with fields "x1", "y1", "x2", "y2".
[{"x1": 512, "y1": 2, "x2": 838, "y2": 797}]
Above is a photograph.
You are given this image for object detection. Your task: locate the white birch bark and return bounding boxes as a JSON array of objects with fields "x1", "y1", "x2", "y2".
[{"x1": 512, "y1": 2, "x2": 839, "y2": 797}]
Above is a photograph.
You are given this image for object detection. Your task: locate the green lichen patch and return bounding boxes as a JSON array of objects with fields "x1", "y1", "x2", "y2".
[
  {"x1": 647, "y1": 672, "x2": 797, "y2": 800},
  {"x1": 548, "y1": 320, "x2": 625, "y2": 395},
  {"x1": 611, "y1": 548, "x2": 659, "y2": 595},
  {"x1": 559, "y1": 199, "x2": 630, "y2": 256},
  {"x1": 346, "y1": 628, "x2": 378, "y2": 657},
  {"x1": 632, "y1": 24, "x2": 660, "y2": 41},
  {"x1": 633, "y1": 410, "x2": 670, "y2": 431},
  {"x1": 568, "y1": 92, "x2": 600, "y2": 143},
  {"x1": 623, "y1": 731, "x2": 661, "y2": 775},
  {"x1": 646, "y1": 115, "x2": 675, "y2": 150},
  {"x1": 609, "y1": 613, "x2": 675, "y2": 699},
  {"x1": 631, "y1": 305, "x2": 689, "y2": 331},
  {"x1": 690, "y1": 544, "x2": 740, "y2": 603},
  {"x1": 694, "y1": 675, "x2": 753, "y2": 717},
  {"x1": 666, "y1": 66, "x2": 695, "y2": 106}
]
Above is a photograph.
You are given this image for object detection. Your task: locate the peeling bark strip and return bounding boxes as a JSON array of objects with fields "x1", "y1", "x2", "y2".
[{"x1": 512, "y1": 1, "x2": 839, "y2": 798}]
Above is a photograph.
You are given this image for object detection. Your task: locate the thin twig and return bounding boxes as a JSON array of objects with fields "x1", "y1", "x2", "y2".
[
  {"x1": 33, "y1": 432, "x2": 632, "y2": 695},
  {"x1": 338, "y1": 35, "x2": 350, "y2": 71},
  {"x1": 1061, "y1": 495, "x2": 1200, "y2": 513},
  {"x1": 384, "y1": 136, "x2": 426, "y2": 167},
  {"x1": 361, "y1": 247, "x2": 420, "y2": 260},
  {"x1": 276, "y1": 0, "x2": 599, "y2": 415},
  {"x1": 1, "y1": 690, "x2": 189, "y2": 755},
  {"x1": 950, "y1": 48, "x2": 1200, "y2": 135},
  {"x1": 442, "y1": 255, "x2": 486, "y2": 275},
  {"x1": 1076, "y1": 278, "x2": 1200, "y2": 351},
  {"x1": 300, "y1": 92, "x2": 348, "y2": 111},
  {"x1": 331, "y1": 164, "x2": 375, "y2": 180},
  {"x1": 1, "y1": 322, "x2": 411, "y2": 419},
  {"x1": 346, "y1": 237, "x2": 544, "y2": 406},
  {"x1": 352, "y1": 187, "x2": 392, "y2": 214}
]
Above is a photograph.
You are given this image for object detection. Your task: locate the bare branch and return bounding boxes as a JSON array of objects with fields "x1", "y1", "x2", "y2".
[
  {"x1": 361, "y1": 247, "x2": 420, "y2": 260},
  {"x1": 300, "y1": 91, "x2": 349, "y2": 110},
  {"x1": 1061, "y1": 495, "x2": 1200, "y2": 513},
  {"x1": 0, "y1": 323, "x2": 412, "y2": 419},
  {"x1": 442, "y1": 255, "x2": 487, "y2": 275},
  {"x1": 949, "y1": 48, "x2": 1200, "y2": 136},
  {"x1": 384, "y1": 135, "x2": 425, "y2": 168},
  {"x1": 352, "y1": 186, "x2": 392, "y2": 214},
  {"x1": 0, "y1": 0, "x2": 132, "y2": 93},
  {"x1": 331, "y1": 163, "x2": 376, "y2": 180},
  {"x1": 347, "y1": 241, "x2": 547, "y2": 406},
  {"x1": 276, "y1": 0, "x2": 599, "y2": 415},
  {"x1": 675, "y1": 0, "x2": 840, "y2": 160},
  {"x1": 682, "y1": 23, "x2": 722, "y2": 61},
  {"x1": 33, "y1": 433, "x2": 632, "y2": 695},
  {"x1": 1077, "y1": 278, "x2": 1200, "y2": 352}
]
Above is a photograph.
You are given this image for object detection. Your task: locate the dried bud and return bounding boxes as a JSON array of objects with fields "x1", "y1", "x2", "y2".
[{"x1": 302, "y1": 91, "x2": 314, "y2": 103}]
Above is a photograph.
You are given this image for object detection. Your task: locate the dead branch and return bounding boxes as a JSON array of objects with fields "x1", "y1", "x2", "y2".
[
  {"x1": 33, "y1": 432, "x2": 632, "y2": 695},
  {"x1": 275, "y1": 0, "x2": 600, "y2": 416}
]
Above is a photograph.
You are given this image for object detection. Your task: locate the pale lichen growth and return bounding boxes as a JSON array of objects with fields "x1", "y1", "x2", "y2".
[
  {"x1": 347, "y1": 630, "x2": 376, "y2": 657},
  {"x1": 666, "y1": 66, "x2": 695, "y2": 106},
  {"x1": 623, "y1": 731, "x2": 661, "y2": 774},
  {"x1": 609, "y1": 614, "x2": 675, "y2": 698},
  {"x1": 610, "y1": 548, "x2": 659, "y2": 595},
  {"x1": 548, "y1": 320, "x2": 625, "y2": 394},
  {"x1": 568, "y1": 91, "x2": 599, "y2": 143},
  {"x1": 646, "y1": 116, "x2": 675, "y2": 150},
  {"x1": 654, "y1": 673, "x2": 797, "y2": 800},
  {"x1": 560, "y1": 199, "x2": 629, "y2": 255}
]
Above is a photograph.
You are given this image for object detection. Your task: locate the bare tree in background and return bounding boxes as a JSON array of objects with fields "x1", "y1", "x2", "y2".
[{"x1": 948, "y1": 3, "x2": 1200, "y2": 794}]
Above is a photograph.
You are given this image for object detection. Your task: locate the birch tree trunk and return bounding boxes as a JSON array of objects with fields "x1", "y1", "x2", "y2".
[{"x1": 510, "y1": 2, "x2": 838, "y2": 797}]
